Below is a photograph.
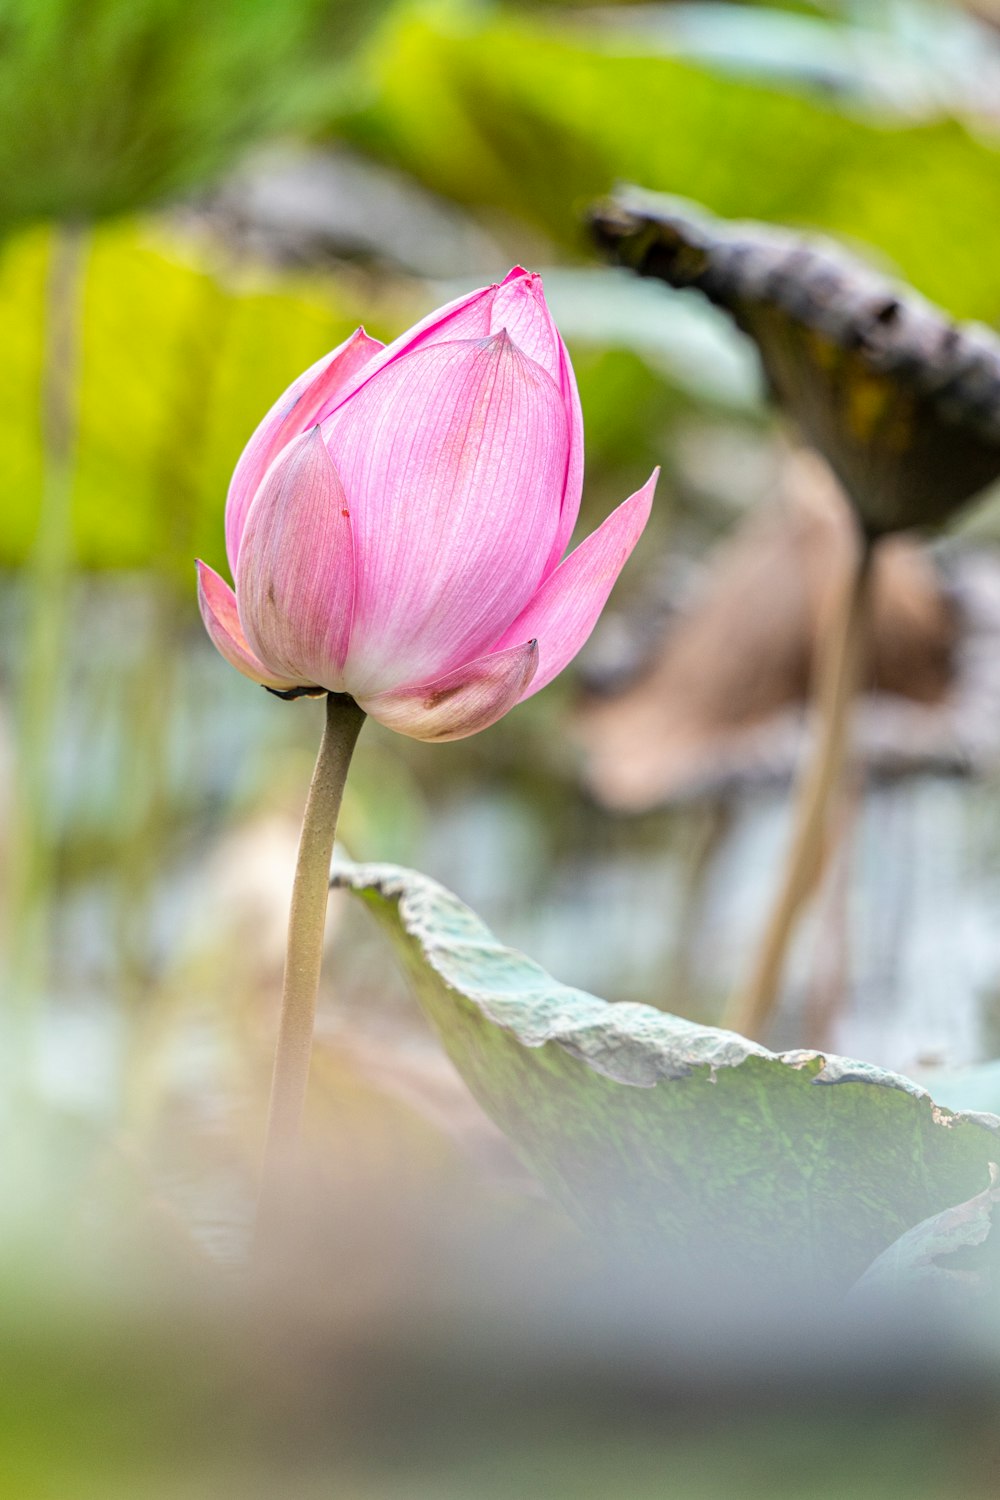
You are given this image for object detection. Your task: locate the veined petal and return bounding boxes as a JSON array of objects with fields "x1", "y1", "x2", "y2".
[
  {"x1": 313, "y1": 268, "x2": 541, "y2": 423},
  {"x1": 490, "y1": 271, "x2": 562, "y2": 383},
  {"x1": 196, "y1": 561, "x2": 303, "y2": 691},
  {"x1": 358, "y1": 640, "x2": 538, "y2": 742},
  {"x1": 225, "y1": 327, "x2": 382, "y2": 574},
  {"x1": 488, "y1": 271, "x2": 584, "y2": 573},
  {"x1": 495, "y1": 470, "x2": 658, "y2": 700},
  {"x1": 236, "y1": 428, "x2": 356, "y2": 691},
  {"x1": 548, "y1": 337, "x2": 585, "y2": 570},
  {"x1": 326, "y1": 332, "x2": 568, "y2": 696}
]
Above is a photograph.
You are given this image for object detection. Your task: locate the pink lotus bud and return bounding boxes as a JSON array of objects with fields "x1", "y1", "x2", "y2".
[{"x1": 197, "y1": 269, "x2": 657, "y2": 741}]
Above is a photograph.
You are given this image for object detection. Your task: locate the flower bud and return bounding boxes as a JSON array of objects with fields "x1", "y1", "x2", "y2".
[{"x1": 198, "y1": 269, "x2": 656, "y2": 741}]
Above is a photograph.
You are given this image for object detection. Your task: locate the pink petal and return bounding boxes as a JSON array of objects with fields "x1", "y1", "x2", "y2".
[
  {"x1": 235, "y1": 429, "x2": 356, "y2": 692},
  {"x1": 196, "y1": 561, "x2": 303, "y2": 691},
  {"x1": 313, "y1": 268, "x2": 543, "y2": 423},
  {"x1": 358, "y1": 639, "x2": 538, "y2": 742},
  {"x1": 495, "y1": 470, "x2": 658, "y2": 700},
  {"x1": 325, "y1": 332, "x2": 568, "y2": 697},
  {"x1": 490, "y1": 271, "x2": 562, "y2": 383},
  {"x1": 225, "y1": 327, "x2": 382, "y2": 574},
  {"x1": 308, "y1": 273, "x2": 583, "y2": 569},
  {"x1": 547, "y1": 338, "x2": 585, "y2": 570},
  {"x1": 488, "y1": 272, "x2": 584, "y2": 574}
]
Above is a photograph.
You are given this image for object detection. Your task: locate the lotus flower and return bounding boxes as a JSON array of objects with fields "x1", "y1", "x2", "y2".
[{"x1": 197, "y1": 268, "x2": 656, "y2": 741}]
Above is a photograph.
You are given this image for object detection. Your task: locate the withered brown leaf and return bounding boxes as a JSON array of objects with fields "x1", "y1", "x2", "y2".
[{"x1": 591, "y1": 188, "x2": 1000, "y2": 537}]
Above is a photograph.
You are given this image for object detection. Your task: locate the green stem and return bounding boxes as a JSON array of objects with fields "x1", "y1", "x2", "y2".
[{"x1": 256, "y1": 692, "x2": 366, "y2": 1238}]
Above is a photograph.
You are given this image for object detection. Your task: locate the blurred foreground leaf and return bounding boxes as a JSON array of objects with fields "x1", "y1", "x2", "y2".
[{"x1": 336, "y1": 858, "x2": 1000, "y2": 1293}]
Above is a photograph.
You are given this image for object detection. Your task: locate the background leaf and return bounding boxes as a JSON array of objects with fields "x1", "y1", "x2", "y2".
[
  {"x1": 337, "y1": 5, "x2": 1000, "y2": 320},
  {"x1": 0, "y1": 0, "x2": 387, "y2": 229},
  {"x1": 0, "y1": 221, "x2": 369, "y2": 575},
  {"x1": 590, "y1": 188, "x2": 1000, "y2": 535}
]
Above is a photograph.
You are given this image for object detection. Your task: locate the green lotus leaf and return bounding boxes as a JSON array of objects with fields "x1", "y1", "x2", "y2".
[
  {"x1": 848, "y1": 1165, "x2": 1000, "y2": 1307},
  {"x1": 335, "y1": 858, "x2": 1000, "y2": 1292}
]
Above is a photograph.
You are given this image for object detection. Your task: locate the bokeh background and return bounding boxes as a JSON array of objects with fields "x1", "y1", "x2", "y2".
[{"x1": 6, "y1": 0, "x2": 1000, "y2": 1492}]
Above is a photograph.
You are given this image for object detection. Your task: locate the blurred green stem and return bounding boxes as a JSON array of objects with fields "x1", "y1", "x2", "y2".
[
  {"x1": 256, "y1": 692, "x2": 366, "y2": 1244},
  {"x1": 723, "y1": 538, "x2": 874, "y2": 1042},
  {"x1": 6, "y1": 221, "x2": 88, "y2": 1073}
]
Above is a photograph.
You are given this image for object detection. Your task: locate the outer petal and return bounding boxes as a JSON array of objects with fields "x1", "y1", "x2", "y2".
[
  {"x1": 196, "y1": 561, "x2": 303, "y2": 691},
  {"x1": 548, "y1": 337, "x2": 584, "y2": 569},
  {"x1": 312, "y1": 267, "x2": 538, "y2": 423},
  {"x1": 225, "y1": 327, "x2": 383, "y2": 574},
  {"x1": 308, "y1": 271, "x2": 582, "y2": 576},
  {"x1": 495, "y1": 470, "x2": 659, "y2": 700},
  {"x1": 489, "y1": 271, "x2": 584, "y2": 572},
  {"x1": 358, "y1": 640, "x2": 538, "y2": 742},
  {"x1": 326, "y1": 332, "x2": 568, "y2": 697},
  {"x1": 236, "y1": 428, "x2": 356, "y2": 691}
]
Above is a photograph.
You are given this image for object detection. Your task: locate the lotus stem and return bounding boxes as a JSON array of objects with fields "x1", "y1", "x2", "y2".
[
  {"x1": 256, "y1": 691, "x2": 365, "y2": 1244},
  {"x1": 723, "y1": 537, "x2": 874, "y2": 1041}
]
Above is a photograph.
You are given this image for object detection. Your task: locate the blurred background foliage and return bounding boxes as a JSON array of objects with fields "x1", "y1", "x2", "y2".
[
  {"x1": 7, "y1": 0, "x2": 1000, "y2": 1486},
  {"x1": 333, "y1": 0, "x2": 1000, "y2": 318},
  {"x1": 0, "y1": 0, "x2": 383, "y2": 227},
  {"x1": 0, "y1": 222, "x2": 368, "y2": 571}
]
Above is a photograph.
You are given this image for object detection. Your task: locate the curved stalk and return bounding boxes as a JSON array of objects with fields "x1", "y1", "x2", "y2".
[
  {"x1": 256, "y1": 692, "x2": 365, "y2": 1241},
  {"x1": 723, "y1": 538, "x2": 874, "y2": 1041}
]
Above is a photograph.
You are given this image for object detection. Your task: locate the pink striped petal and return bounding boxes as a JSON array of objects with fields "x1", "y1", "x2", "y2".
[
  {"x1": 312, "y1": 268, "x2": 543, "y2": 423},
  {"x1": 490, "y1": 271, "x2": 563, "y2": 383},
  {"x1": 196, "y1": 561, "x2": 303, "y2": 691},
  {"x1": 358, "y1": 640, "x2": 538, "y2": 742},
  {"x1": 326, "y1": 332, "x2": 568, "y2": 697},
  {"x1": 495, "y1": 470, "x2": 658, "y2": 700},
  {"x1": 225, "y1": 327, "x2": 382, "y2": 574},
  {"x1": 235, "y1": 429, "x2": 356, "y2": 692},
  {"x1": 488, "y1": 272, "x2": 584, "y2": 572},
  {"x1": 548, "y1": 338, "x2": 584, "y2": 570}
]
